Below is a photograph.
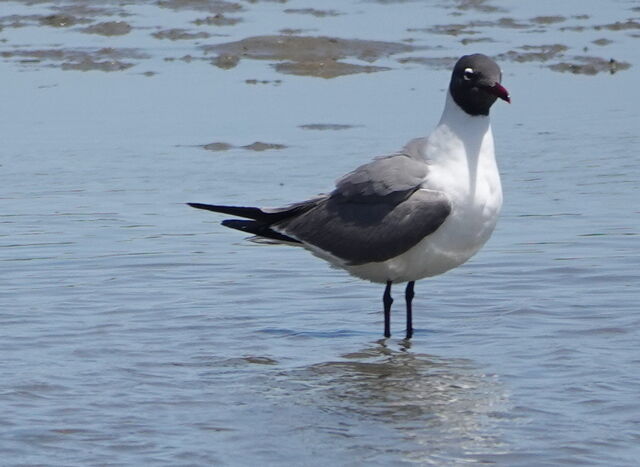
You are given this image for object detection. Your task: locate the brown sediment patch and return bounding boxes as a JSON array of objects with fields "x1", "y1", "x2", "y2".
[
  {"x1": 153, "y1": 28, "x2": 211, "y2": 40},
  {"x1": 242, "y1": 356, "x2": 278, "y2": 365},
  {"x1": 284, "y1": 8, "x2": 341, "y2": 17},
  {"x1": 274, "y1": 60, "x2": 389, "y2": 78},
  {"x1": 213, "y1": 54, "x2": 240, "y2": 69},
  {"x1": 592, "y1": 38, "x2": 613, "y2": 46},
  {"x1": 0, "y1": 14, "x2": 37, "y2": 28},
  {"x1": 245, "y1": 78, "x2": 282, "y2": 85},
  {"x1": 418, "y1": 17, "x2": 529, "y2": 36},
  {"x1": 39, "y1": 14, "x2": 86, "y2": 28},
  {"x1": 594, "y1": 19, "x2": 640, "y2": 31},
  {"x1": 453, "y1": 0, "x2": 506, "y2": 13},
  {"x1": 202, "y1": 141, "x2": 287, "y2": 152},
  {"x1": 397, "y1": 56, "x2": 457, "y2": 70},
  {"x1": 415, "y1": 24, "x2": 479, "y2": 36},
  {"x1": 203, "y1": 35, "x2": 414, "y2": 77},
  {"x1": 299, "y1": 124, "x2": 359, "y2": 131},
  {"x1": 491, "y1": 17, "x2": 530, "y2": 29},
  {"x1": 564, "y1": 19, "x2": 640, "y2": 33},
  {"x1": 1, "y1": 14, "x2": 89, "y2": 29},
  {"x1": 81, "y1": 21, "x2": 132, "y2": 36},
  {"x1": 157, "y1": 0, "x2": 243, "y2": 13},
  {"x1": 62, "y1": 58, "x2": 134, "y2": 72},
  {"x1": 530, "y1": 16, "x2": 566, "y2": 25},
  {"x1": 548, "y1": 56, "x2": 630, "y2": 75},
  {"x1": 279, "y1": 28, "x2": 314, "y2": 35},
  {"x1": 278, "y1": 28, "x2": 317, "y2": 36},
  {"x1": 165, "y1": 54, "x2": 195, "y2": 63},
  {"x1": 497, "y1": 44, "x2": 568, "y2": 63},
  {"x1": 2, "y1": 47, "x2": 148, "y2": 71},
  {"x1": 242, "y1": 142, "x2": 287, "y2": 151},
  {"x1": 203, "y1": 142, "x2": 233, "y2": 151},
  {"x1": 203, "y1": 35, "x2": 414, "y2": 62},
  {"x1": 192, "y1": 14, "x2": 242, "y2": 26},
  {"x1": 461, "y1": 37, "x2": 495, "y2": 45},
  {"x1": 559, "y1": 25, "x2": 586, "y2": 32}
]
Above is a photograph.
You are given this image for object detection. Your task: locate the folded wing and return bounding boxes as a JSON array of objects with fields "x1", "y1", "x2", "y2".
[{"x1": 276, "y1": 153, "x2": 451, "y2": 265}]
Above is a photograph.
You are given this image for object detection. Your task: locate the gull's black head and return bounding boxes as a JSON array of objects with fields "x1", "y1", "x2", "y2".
[{"x1": 449, "y1": 53, "x2": 510, "y2": 116}]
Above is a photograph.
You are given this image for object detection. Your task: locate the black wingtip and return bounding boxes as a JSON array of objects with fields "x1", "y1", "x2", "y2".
[
  {"x1": 186, "y1": 202, "x2": 292, "y2": 222},
  {"x1": 187, "y1": 202, "x2": 209, "y2": 210},
  {"x1": 222, "y1": 219, "x2": 302, "y2": 243},
  {"x1": 187, "y1": 202, "x2": 248, "y2": 216},
  {"x1": 187, "y1": 200, "x2": 316, "y2": 224},
  {"x1": 221, "y1": 219, "x2": 251, "y2": 231}
]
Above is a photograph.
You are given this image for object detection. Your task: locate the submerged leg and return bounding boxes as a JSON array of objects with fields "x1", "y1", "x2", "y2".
[
  {"x1": 383, "y1": 281, "x2": 393, "y2": 338},
  {"x1": 405, "y1": 281, "x2": 415, "y2": 339}
]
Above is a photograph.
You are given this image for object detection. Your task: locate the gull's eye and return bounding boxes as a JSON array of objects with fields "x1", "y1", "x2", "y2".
[{"x1": 463, "y1": 68, "x2": 475, "y2": 80}]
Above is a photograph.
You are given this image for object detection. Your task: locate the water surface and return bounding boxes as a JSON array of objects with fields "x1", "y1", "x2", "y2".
[{"x1": 1, "y1": 0, "x2": 639, "y2": 465}]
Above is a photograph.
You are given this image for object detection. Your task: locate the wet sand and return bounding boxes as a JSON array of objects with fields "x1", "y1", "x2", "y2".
[{"x1": 1, "y1": 0, "x2": 636, "y2": 76}]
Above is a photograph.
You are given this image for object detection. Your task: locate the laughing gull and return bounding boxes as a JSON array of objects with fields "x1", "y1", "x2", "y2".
[{"x1": 189, "y1": 53, "x2": 510, "y2": 339}]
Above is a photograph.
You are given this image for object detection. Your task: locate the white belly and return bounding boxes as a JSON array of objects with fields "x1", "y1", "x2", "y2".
[
  {"x1": 346, "y1": 198, "x2": 501, "y2": 283},
  {"x1": 344, "y1": 160, "x2": 503, "y2": 284}
]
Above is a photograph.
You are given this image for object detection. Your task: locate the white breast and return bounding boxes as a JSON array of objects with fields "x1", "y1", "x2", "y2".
[{"x1": 346, "y1": 93, "x2": 503, "y2": 284}]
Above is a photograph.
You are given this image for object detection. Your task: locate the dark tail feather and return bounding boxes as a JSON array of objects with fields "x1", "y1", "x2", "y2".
[
  {"x1": 188, "y1": 202, "x2": 309, "y2": 243},
  {"x1": 187, "y1": 201, "x2": 314, "y2": 223},
  {"x1": 222, "y1": 219, "x2": 301, "y2": 243},
  {"x1": 187, "y1": 203, "x2": 276, "y2": 222}
]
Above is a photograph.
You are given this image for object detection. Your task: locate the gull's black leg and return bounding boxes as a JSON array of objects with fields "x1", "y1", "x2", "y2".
[
  {"x1": 405, "y1": 281, "x2": 415, "y2": 339},
  {"x1": 383, "y1": 281, "x2": 393, "y2": 338}
]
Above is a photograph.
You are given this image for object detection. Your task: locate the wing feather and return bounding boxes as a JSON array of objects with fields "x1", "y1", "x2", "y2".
[{"x1": 277, "y1": 151, "x2": 451, "y2": 264}]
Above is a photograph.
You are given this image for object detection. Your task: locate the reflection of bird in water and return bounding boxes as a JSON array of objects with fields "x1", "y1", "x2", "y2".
[
  {"x1": 282, "y1": 342, "x2": 508, "y2": 463},
  {"x1": 189, "y1": 54, "x2": 509, "y2": 339}
]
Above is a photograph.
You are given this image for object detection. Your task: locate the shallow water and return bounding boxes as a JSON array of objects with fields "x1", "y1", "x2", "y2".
[{"x1": 1, "y1": 0, "x2": 639, "y2": 465}]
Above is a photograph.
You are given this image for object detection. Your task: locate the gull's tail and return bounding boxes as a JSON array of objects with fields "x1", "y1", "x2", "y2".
[{"x1": 187, "y1": 202, "x2": 315, "y2": 244}]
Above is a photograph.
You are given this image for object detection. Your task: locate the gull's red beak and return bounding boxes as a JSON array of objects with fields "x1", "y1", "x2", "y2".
[{"x1": 488, "y1": 82, "x2": 511, "y2": 103}]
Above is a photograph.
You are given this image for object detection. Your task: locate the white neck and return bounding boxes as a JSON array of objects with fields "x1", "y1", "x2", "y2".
[
  {"x1": 421, "y1": 92, "x2": 494, "y2": 165},
  {"x1": 438, "y1": 92, "x2": 492, "y2": 154},
  {"x1": 421, "y1": 92, "x2": 498, "y2": 201}
]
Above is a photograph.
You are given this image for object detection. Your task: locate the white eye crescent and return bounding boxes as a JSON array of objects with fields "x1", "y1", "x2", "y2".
[{"x1": 463, "y1": 67, "x2": 474, "y2": 80}]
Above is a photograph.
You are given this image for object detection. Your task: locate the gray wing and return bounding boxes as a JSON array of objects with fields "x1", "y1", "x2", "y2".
[
  {"x1": 277, "y1": 152, "x2": 451, "y2": 265},
  {"x1": 333, "y1": 152, "x2": 428, "y2": 200}
]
